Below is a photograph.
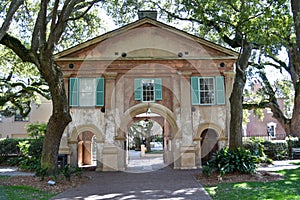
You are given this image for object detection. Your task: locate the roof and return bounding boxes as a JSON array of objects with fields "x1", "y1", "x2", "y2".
[{"x1": 54, "y1": 17, "x2": 239, "y2": 60}]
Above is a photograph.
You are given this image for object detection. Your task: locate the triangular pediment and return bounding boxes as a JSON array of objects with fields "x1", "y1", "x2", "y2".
[{"x1": 55, "y1": 18, "x2": 238, "y2": 61}]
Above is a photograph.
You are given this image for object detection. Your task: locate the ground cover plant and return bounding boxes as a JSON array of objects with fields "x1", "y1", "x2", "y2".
[
  {"x1": 204, "y1": 163, "x2": 300, "y2": 200},
  {"x1": 1, "y1": 185, "x2": 56, "y2": 200},
  {"x1": 202, "y1": 147, "x2": 258, "y2": 177}
]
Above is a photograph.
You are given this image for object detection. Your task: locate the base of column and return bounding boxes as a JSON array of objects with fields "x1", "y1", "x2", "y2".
[
  {"x1": 179, "y1": 146, "x2": 196, "y2": 169},
  {"x1": 102, "y1": 145, "x2": 118, "y2": 171}
]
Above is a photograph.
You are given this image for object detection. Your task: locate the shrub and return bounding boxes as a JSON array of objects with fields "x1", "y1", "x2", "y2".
[
  {"x1": 17, "y1": 138, "x2": 44, "y2": 171},
  {"x1": 264, "y1": 141, "x2": 288, "y2": 160},
  {"x1": 203, "y1": 147, "x2": 258, "y2": 177},
  {"x1": 243, "y1": 137, "x2": 272, "y2": 164},
  {"x1": 61, "y1": 165, "x2": 83, "y2": 181},
  {"x1": 287, "y1": 137, "x2": 300, "y2": 158},
  {"x1": 0, "y1": 138, "x2": 22, "y2": 156}
]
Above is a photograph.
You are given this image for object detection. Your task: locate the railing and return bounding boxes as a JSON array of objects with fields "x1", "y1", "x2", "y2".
[{"x1": 242, "y1": 133, "x2": 287, "y2": 141}]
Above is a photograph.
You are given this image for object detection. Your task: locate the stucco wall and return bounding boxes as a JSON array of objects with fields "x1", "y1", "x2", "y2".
[{"x1": 0, "y1": 96, "x2": 52, "y2": 138}]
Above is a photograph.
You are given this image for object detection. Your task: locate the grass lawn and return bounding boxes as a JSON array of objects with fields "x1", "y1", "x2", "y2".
[
  {"x1": 1, "y1": 185, "x2": 56, "y2": 200},
  {"x1": 205, "y1": 163, "x2": 300, "y2": 200}
]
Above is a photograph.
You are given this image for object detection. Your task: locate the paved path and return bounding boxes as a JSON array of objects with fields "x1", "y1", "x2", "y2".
[
  {"x1": 53, "y1": 150, "x2": 211, "y2": 199},
  {"x1": 52, "y1": 167, "x2": 211, "y2": 200}
]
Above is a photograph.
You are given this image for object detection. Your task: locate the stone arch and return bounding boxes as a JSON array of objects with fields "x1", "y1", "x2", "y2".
[
  {"x1": 195, "y1": 123, "x2": 222, "y2": 139},
  {"x1": 117, "y1": 103, "x2": 179, "y2": 139},
  {"x1": 194, "y1": 123, "x2": 222, "y2": 167},
  {"x1": 70, "y1": 124, "x2": 104, "y2": 143},
  {"x1": 77, "y1": 131, "x2": 96, "y2": 166},
  {"x1": 200, "y1": 128, "x2": 219, "y2": 163}
]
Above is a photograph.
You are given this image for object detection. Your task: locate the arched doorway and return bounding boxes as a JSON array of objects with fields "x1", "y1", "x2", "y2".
[
  {"x1": 118, "y1": 103, "x2": 179, "y2": 171},
  {"x1": 77, "y1": 131, "x2": 97, "y2": 166},
  {"x1": 201, "y1": 128, "x2": 219, "y2": 164},
  {"x1": 127, "y1": 117, "x2": 164, "y2": 171}
]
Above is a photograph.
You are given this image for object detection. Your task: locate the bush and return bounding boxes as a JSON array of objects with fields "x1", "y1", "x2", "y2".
[
  {"x1": 17, "y1": 138, "x2": 44, "y2": 171},
  {"x1": 203, "y1": 147, "x2": 258, "y2": 177},
  {"x1": 62, "y1": 164, "x2": 83, "y2": 181},
  {"x1": 0, "y1": 138, "x2": 22, "y2": 156},
  {"x1": 287, "y1": 137, "x2": 300, "y2": 157},
  {"x1": 243, "y1": 137, "x2": 272, "y2": 164},
  {"x1": 264, "y1": 141, "x2": 288, "y2": 160}
]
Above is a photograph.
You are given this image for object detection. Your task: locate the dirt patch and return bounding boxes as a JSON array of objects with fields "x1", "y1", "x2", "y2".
[
  {"x1": 0, "y1": 175, "x2": 89, "y2": 194},
  {"x1": 196, "y1": 170, "x2": 284, "y2": 186}
]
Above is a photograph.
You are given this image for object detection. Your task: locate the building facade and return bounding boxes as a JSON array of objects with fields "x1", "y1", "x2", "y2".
[
  {"x1": 0, "y1": 96, "x2": 52, "y2": 138},
  {"x1": 55, "y1": 14, "x2": 238, "y2": 171}
]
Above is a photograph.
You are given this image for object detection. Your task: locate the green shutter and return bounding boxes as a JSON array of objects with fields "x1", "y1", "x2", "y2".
[
  {"x1": 191, "y1": 77, "x2": 200, "y2": 105},
  {"x1": 96, "y1": 78, "x2": 105, "y2": 106},
  {"x1": 134, "y1": 79, "x2": 142, "y2": 100},
  {"x1": 69, "y1": 78, "x2": 79, "y2": 106},
  {"x1": 154, "y1": 78, "x2": 162, "y2": 100},
  {"x1": 215, "y1": 76, "x2": 225, "y2": 105}
]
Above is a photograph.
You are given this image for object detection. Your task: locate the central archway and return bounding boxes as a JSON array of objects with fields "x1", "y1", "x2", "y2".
[
  {"x1": 117, "y1": 103, "x2": 179, "y2": 138},
  {"x1": 117, "y1": 103, "x2": 179, "y2": 171}
]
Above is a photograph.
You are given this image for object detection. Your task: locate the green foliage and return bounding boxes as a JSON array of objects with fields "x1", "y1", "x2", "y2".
[
  {"x1": 62, "y1": 164, "x2": 72, "y2": 181},
  {"x1": 203, "y1": 147, "x2": 258, "y2": 177},
  {"x1": 35, "y1": 166, "x2": 48, "y2": 181},
  {"x1": 17, "y1": 138, "x2": 44, "y2": 171},
  {"x1": 243, "y1": 137, "x2": 272, "y2": 163},
  {"x1": 62, "y1": 164, "x2": 83, "y2": 181},
  {"x1": 264, "y1": 141, "x2": 288, "y2": 160},
  {"x1": 0, "y1": 138, "x2": 21, "y2": 156},
  {"x1": 286, "y1": 136, "x2": 300, "y2": 157},
  {"x1": 0, "y1": 47, "x2": 50, "y2": 118},
  {"x1": 26, "y1": 122, "x2": 47, "y2": 139}
]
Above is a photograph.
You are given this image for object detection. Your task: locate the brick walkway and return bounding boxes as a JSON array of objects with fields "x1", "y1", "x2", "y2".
[{"x1": 52, "y1": 166, "x2": 211, "y2": 200}]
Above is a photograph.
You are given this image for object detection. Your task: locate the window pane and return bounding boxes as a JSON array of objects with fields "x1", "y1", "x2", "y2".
[
  {"x1": 80, "y1": 78, "x2": 95, "y2": 106},
  {"x1": 142, "y1": 79, "x2": 155, "y2": 102},
  {"x1": 199, "y1": 77, "x2": 215, "y2": 104}
]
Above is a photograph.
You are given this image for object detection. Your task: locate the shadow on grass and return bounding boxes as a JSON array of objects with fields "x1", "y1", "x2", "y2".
[{"x1": 205, "y1": 164, "x2": 300, "y2": 200}]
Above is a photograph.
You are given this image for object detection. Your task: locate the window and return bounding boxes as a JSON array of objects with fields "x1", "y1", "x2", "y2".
[
  {"x1": 191, "y1": 76, "x2": 225, "y2": 105},
  {"x1": 134, "y1": 78, "x2": 162, "y2": 102},
  {"x1": 69, "y1": 78, "x2": 104, "y2": 107},
  {"x1": 14, "y1": 114, "x2": 29, "y2": 122},
  {"x1": 199, "y1": 77, "x2": 215, "y2": 104},
  {"x1": 142, "y1": 79, "x2": 155, "y2": 102},
  {"x1": 267, "y1": 122, "x2": 277, "y2": 138}
]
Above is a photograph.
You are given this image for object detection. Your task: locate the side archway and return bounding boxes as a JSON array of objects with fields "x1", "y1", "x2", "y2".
[
  {"x1": 70, "y1": 124, "x2": 104, "y2": 143},
  {"x1": 68, "y1": 124, "x2": 104, "y2": 167},
  {"x1": 194, "y1": 123, "x2": 222, "y2": 166}
]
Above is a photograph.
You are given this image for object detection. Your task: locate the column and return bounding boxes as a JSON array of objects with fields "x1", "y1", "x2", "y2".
[
  {"x1": 223, "y1": 71, "x2": 235, "y2": 144},
  {"x1": 102, "y1": 72, "x2": 119, "y2": 171},
  {"x1": 177, "y1": 71, "x2": 196, "y2": 169}
]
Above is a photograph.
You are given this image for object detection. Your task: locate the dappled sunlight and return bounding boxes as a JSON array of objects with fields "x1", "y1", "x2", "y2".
[
  {"x1": 62, "y1": 188, "x2": 202, "y2": 200},
  {"x1": 283, "y1": 180, "x2": 293, "y2": 185},
  {"x1": 233, "y1": 182, "x2": 252, "y2": 190}
]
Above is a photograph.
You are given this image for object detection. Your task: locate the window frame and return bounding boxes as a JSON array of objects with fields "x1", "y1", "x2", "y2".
[
  {"x1": 267, "y1": 122, "x2": 277, "y2": 138},
  {"x1": 191, "y1": 76, "x2": 225, "y2": 106},
  {"x1": 14, "y1": 114, "x2": 29, "y2": 122},
  {"x1": 199, "y1": 77, "x2": 215, "y2": 105},
  {"x1": 69, "y1": 77, "x2": 105, "y2": 107},
  {"x1": 142, "y1": 79, "x2": 155, "y2": 102},
  {"x1": 134, "y1": 78, "x2": 162, "y2": 102}
]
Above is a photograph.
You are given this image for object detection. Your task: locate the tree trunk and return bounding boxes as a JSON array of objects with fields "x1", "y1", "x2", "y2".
[
  {"x1": 291, "y1": 82, "x2": 300, "y2": 136},
  {"x1": 229, "y1": 43, "x2": 252, "y2": 150},
  {"x1": 229, "y1": 68, "x2": 245, "y2": 150},
  {"x1": 291, "y1": 0, "x2": 300, "y2": 137},
  {"x1": 40, "y1": 62, "x2": 71, "y2": 174}
]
